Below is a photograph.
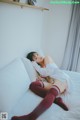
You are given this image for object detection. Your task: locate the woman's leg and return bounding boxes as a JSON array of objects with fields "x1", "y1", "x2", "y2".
[
  {"x1": 30, "y1": 81, "x2": 68, "y2": 111},
  {"x1": 11, "y1": 86, "x2": 59, "y2": 120},
  {"x1": 30, "y1": 80, "x2": 48, "y2": 97}
]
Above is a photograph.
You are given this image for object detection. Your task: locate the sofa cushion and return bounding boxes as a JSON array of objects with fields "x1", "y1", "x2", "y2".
[
  {"x1": 0, "y1": 58, "x2": 31, "y2": 113},
  {"x1": 22, "y1": 49, "x2": 45, "y2": 82},
  {"x1": 22, "y1": 58, "x2": 38, "y2": 82}
]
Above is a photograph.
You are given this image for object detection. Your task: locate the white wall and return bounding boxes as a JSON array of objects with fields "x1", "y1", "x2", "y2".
[
  {"x1": 42, "y1": 2, "x2": 72, "y2": 67},
  {"x1": 0, "y1": 0, "x2": 72, "y2": 69},
  {"x1": 0, "y1": 1, "x2": 44, "y2": 69}
]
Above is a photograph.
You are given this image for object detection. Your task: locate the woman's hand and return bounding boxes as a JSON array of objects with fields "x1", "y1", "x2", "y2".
[
  {"x1": 37, "y1": 75, "x2": 48, "y2": 82},
  {"x1": 46, "y1": 76, "x2": 55, "y2": 84}
]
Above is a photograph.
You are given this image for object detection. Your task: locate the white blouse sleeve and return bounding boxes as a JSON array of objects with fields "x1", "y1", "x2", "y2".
[{"x1": 32, "y1": 62, "x2": 49, "y2": 77}]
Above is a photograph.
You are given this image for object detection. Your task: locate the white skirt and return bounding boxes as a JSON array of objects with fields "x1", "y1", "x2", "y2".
[{"x1": 46, "y1": 63, "x2": 73, "y2": 94}]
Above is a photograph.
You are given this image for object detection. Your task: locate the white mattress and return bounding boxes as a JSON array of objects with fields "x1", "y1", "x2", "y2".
[{"x1": 9, "y1": 70, "x2": 80, "y2": 120}]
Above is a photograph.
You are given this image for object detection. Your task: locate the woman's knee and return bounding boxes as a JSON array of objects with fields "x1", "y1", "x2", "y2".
[
  {"x1": 29, "y1": 81, "x2": 42, "y2": 90},
  {"x1": 29, "y1": 82, "x2": 36, "y2": 90}
]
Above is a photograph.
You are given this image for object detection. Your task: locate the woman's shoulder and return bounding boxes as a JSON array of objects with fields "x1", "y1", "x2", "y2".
[
  {"x1": 44, "y1": 55, "x2": 54, "y2": 65},
  {"x1": 44, "y1": 55, "x2": 51, "y2": 59},
  {"x1": 44, "y1": 56, "x2": 59, "y2": 68}
]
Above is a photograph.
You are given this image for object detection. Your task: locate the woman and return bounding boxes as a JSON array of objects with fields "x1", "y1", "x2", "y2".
[
  {"x1": 11, "y1": 52, "x2": 69, "y2": 120},
  {"x1": 28, "y1": 52, "x2": 69, "y2": 93}
]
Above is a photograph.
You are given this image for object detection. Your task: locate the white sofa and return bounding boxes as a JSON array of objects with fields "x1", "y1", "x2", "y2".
[{"x1": 0, "y1": 58, "x2": 80, "y2": 120}]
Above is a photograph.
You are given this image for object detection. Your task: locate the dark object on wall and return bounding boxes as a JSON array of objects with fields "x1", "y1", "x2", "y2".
[
  {"x1": 13, "y1": 0, "x2": 19, "y2": 2},
  {"x1": 28, "y1": 0, "x2": 37, "y2": 5}
]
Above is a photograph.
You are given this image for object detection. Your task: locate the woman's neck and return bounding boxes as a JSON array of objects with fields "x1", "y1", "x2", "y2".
[{"x1": 39, "y1": 59, "x2": 45, "y2": 68}]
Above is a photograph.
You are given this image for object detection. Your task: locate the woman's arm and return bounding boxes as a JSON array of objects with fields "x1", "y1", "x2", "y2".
[
  {"x1": 32, "y1": 61, "x2": 49, "y2": 77},
  {"x1": 32, "y1": 56, "x2": 58, "y2": 79}
]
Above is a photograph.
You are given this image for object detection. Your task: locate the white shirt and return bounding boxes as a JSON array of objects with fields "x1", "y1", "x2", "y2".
[
  {"x1": 32, "y1": 61, "x2": 70, "y2": 82},
  {"x1": 32, "y1": 61, "x2": 73, "y2": 93}
]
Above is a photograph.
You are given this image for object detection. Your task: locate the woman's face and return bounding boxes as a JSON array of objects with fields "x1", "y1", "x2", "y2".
[{"x1": 32, "y1": 53, "x2": 44, "y2": 64}]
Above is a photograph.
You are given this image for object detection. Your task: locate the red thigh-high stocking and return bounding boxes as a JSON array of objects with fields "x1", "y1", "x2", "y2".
[
  {"x1": 30, "y1": 81, "x2": 68, "y2": 111},
  {"x1": 54, "y1": 97, "x2": 68, "y2": 111},
  {"x1": 11, "y1": 86, "x2": 59, "y2": 120},
  {"x1": 30, "y1": 80, "x2": 48, "y2": 97}
]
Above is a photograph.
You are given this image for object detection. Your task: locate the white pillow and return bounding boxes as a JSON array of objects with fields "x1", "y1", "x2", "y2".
[
  {"x1": 22, "y1": 58, "x2": 38, "y2": 82},
  {"x1": 0, "y1": 58, "x2": 31, "y2": 113}
]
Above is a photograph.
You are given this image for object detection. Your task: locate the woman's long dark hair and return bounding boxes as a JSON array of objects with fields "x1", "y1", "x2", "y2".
[
  {"x1": 26, "y1": 52, "x2": 37, "y2": 61},
  {"x1": 27, "y1": 51, "x2": 41, "y2": 76}
]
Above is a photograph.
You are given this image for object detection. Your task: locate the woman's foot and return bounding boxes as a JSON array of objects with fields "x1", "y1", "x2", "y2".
[
  {"x1": 11, "y1": 116, "x2": 20, "y2": 120},
  {"x1": 54, "y1": 97, "x2": 68, "y2": 111},
  {"x1": 11, "y1": 114, "x2": 31, "y2": 120}
]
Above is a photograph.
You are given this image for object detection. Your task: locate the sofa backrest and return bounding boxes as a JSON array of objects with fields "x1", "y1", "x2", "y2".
[
  {"x1": 0, "y1": 58, "x2": 31, "y2": 113},
  {"x1": 22, "y1": 58, "x2": 38, "y2": 82}
]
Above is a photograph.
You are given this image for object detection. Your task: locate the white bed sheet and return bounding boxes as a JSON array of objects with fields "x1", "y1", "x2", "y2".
[{"x1": 9, "y1": 70, "x2": 80, "y2": 120}]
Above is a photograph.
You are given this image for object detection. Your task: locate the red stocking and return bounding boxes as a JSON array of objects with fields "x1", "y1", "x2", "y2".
[
  {"x1": 11, "y1": 87, "x2": 59, "y2": 120},
  {"x1": 30, "y1": 81, "x2": 68, "y2": 111}
]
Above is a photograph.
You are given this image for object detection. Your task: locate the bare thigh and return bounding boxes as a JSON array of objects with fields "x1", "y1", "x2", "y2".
[
  {"x1": 53, "y1": 79, "x2": 67, "y2": 93},
  {"x1": 43, "y1": 80, "x2": 67, "y2": 94}
]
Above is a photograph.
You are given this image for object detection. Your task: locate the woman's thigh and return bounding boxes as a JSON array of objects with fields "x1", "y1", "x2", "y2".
[
  {"x1": 53, "y1": 79, "x2": 67, "y2": 93},
  {"x1": 30, "y1": 81, "x2": 48, "y2": 98}
]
